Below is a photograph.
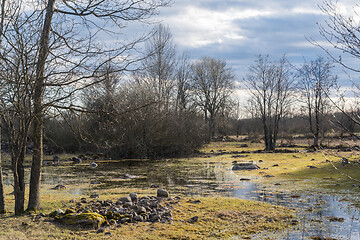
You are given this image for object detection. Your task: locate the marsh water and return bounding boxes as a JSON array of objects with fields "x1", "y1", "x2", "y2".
[{"x1": 4, "y1": 156, "x2": 359, "y2": 239}]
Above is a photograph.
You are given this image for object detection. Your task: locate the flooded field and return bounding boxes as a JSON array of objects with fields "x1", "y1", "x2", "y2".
[{"x1": 25, "y1": 153, "x2": 360, "y2": 240}]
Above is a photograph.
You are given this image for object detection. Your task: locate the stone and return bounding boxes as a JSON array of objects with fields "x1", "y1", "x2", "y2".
[
  {"x1": 232, "y1": 162, "x2": 260, "y2": 170},
  {"x1": 272, "y1": 164, "x2": 279, "y2": 167},
  {"x1": 129, "y1": 193, "x2": 138, "y2": 202},
  {"x1": 52, "y1": 155, "x2": 60, "y2": 164},
  {"x1": 90, "y1": 162, "x2": 98, "y2": 168},
  {"x1": 136, "y1": 206, "x2": 146, "y2": 214},
  {"x1": 59, "y1": 212, "x2": 106, "y2": 229},
  {"x1": 134, "y1": 215, "x2": 144, "y2": 222},
  {"x1": 189, "y1": 216, "x2": 198, "y2": 223},
  {"x1": 150, "y1": 185, "x2": 159, "y2": 188},
  {"x1": 96, "y1": 228, "x2": 105, "y2": 233},
  {"x1": 105, "y1": 232, "x2": 112, "y2": 236},
  {"x1": 109, "y1": 219, "x2": 117, "y2": 225},
  {"x1": 157, "y1": 188, "x2": 169, "y2": 198},
  {"x1": 263, "y1": 175, "x2": 275, "y2": 178},
  {"x1": 72, "y1": 157, "x2": 82, "y2": 164},
  {"x1": 57, "y1": 209, "x2": 65, "y2": 215},
  {"x1": 81, "y1": 198, "x2": 87, "y2": 203},
  {"x1": 240, "y1": 178, "x2": 251, "y2": 181},
  {"x1": 51, "y1": 184, "x2": 66, "y2": 190},
  {"x1": 307, "y1": 165, "x2": 318, "y2": 169},
  {"x1": 90, "y1": 181, "x2": 101, "y2": 185},
  {"x1": 117, "y1": 196, "x2": 132, "y2": 204},
  {"x1": 90, "y1": 194, "x2": 99, "y2": 199}
]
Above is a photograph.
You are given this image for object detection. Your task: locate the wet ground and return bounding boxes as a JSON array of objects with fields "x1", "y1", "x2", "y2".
[{"x1": 3, "y1": 156, "x2": 359, "y2": 239}]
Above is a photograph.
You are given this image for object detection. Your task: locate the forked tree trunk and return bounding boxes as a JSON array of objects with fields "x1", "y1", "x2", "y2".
[{"x1": 28, "y1": 0, "x2": 55, "y2": 211}]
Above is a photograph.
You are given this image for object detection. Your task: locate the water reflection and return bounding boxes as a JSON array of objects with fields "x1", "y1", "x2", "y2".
[{"x1": 5, "y1": 158, "x2": 359, "y2": 239}]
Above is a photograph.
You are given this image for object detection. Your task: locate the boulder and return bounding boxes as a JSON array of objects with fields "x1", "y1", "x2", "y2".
[
  {"x1": 117, "y1": 196, "x2": 132, "y2": 204},
  {"x1": 72, "y1": 157, "x2": 82, "y2": 164},
  {"x1": 129, "y1": 193, "x2": 138, "y2": 202},
  {"x1": 157, "y1": 188, "x2": 169, "y2": 198},
  {"x1": 232, "y1": 162, "x2": 260, "y2": 170},
  {"x1": 59, "y1": 212, "x2": 106, "y2": 229}
]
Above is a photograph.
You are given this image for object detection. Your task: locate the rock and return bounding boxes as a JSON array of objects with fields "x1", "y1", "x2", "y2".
[
  {"x1": 51, "y1": 184, "x2": 66, "y2": 190},
  {"x1": 259, "y1": 160, "x2": 263, "y2": 163},
  {"x1": 150, "y1": 185, "x2": 159, "y2": 188},
  {"x1": 120, "y1": 218, "x2": 130, "y2": 224},
  {"x1": 232, "y1": 162, "x2": 260, "y2": 170},
  {"x1": 239, "y1": 144, "x2": 248, "y2": 147},
  {"x1": 123, "y1": 202, "x2": 132, "y2": 208},
  {"x1": 69, "y1": 199, "x2": 76, "y2": 203},
  {"x1": 96, "y1": 228, "x2": 105, "y2": 233},
  {"x1": 191, "y1": 200, "x2": 201, "y2": 204},
  {"x1": 341, "y1": 158, "x2": 349, "y2": 166},
  {"x1": 157, "y1": 189, "x2": 169, "y2": 198},
  {"x1": 263, "y1": 175, "x2": 275, "y2": 178},
  {"x1": 59, "y1": 213, "x2": 106, "y2": 229},
  {"x1": 307, "y1": 165, "x2": 318, "y2": 169},
  {"x1": 90, "y1": 162, "x2": 98, "y2": 168},
  {"x1": 123, "y1": 174, "x2": 138, "y2": 179},
  {"x1": 117, "y1": 196, "x2": 132, "y2": 204},
  {"x1": 90, "y1": 181, "x2": 101, "y2": 184},
  {"x1": 57, "y1": 209, "x2": 65, "y2": 215},
  {"x1": 136, "y1": 206, "x2": 146, "y2": 214},
  {"x1": 328, "y1": 216, "x2": 345, "y2": 222},
  {"x1": 52, "y1": 155, "x2": 60, "y2": 164},
  {"x1": 109, "y1": 219, "x2": 117, "y2": 225},
  {"x1": 189, "y1": 216, "x2": 198, "y2": 223},
  {"x1": 81, "y1": 198, "x2": 87, "y2": 203},
  {"x1": 149, "y1": 213, "x2": 161, "y2": 222},
  {"x1": 272, "y1": 164, "x2": 279, "y2": 167},
  {"x1": 134, "y1": 215, "x2": 144, "y2": 222},
  {"x1": 105, "y1": 232, "x2": 111, "y2": 236},
  {"x1": 240, "y1": 178, "x2": 251, "y2": 181},
  {"x1": 90, "y1": 194, "x2": 99, "y2": 199},
  {"x1": 34, "y1": 213, "x2": 45, "y2": 221},
  {"x1": 274, "y1": 183, "x2": 281, "y2": 186},
  {"x1": 72, "y1": 157, "x2": 82, "y2": 164},
  {"x1": 129, "y1": 193, "x2": 138, "y2": 202}
]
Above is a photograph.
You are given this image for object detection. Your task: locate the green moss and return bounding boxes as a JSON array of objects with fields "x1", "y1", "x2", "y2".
[{"x1": 59, "y1": 212, "x2": 106, "y2": 229}]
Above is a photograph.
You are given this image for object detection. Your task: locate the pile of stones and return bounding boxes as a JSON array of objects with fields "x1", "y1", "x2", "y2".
[{"x1": 50, "y1": 189, "x2": 178, "y2": 229}]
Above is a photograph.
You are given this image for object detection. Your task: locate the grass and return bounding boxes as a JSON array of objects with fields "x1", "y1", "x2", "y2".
[
  {"x1": 201, "y1": 141, "x2": 360, "y2": 194},
  {"x1": 1, "y1": 140, "x2": 359, "y2": 239},
  {"x1": 0, "y1": 194, "x2": 293, "y2": 240}
]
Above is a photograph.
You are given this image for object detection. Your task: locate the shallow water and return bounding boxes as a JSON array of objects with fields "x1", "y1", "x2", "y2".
[{"x1": 5, "y1": 157, "x2": 359, "y2": 239}]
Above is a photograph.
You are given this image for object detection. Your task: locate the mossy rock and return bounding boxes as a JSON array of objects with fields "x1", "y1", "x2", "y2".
[{"x1": 59, "y1": 212, "x2": 106, "y2": 229}]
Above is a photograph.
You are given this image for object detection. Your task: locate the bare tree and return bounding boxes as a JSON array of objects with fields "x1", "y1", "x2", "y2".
[
  {"x1": 298, "y1": 56, "x2": 337, "y2": 147},
  {"x1": 314, "y1": 1, "x2": 360, "y2": 135},
  {"x1": 192, "y1": 57, "x2": 234, "y2": 141},
  {"x1": 134, "y1": 24, "x2": 176, "y2": 111},
  {"x1": 175, "y1": 52, "x2": 192, "y2": 113},
  {"x1": 0, "y1": 0, "x2": 170, "y2": 211},
  {"x1": 245, "y1": 55, "x2": 293, "y2": 151},
  {"x1": 0, "y1": 0, "x2": 6, "y2": 214}
]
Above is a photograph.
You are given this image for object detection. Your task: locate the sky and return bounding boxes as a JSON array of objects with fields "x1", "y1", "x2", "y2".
[{"x1": 155, "y1": 0, "x2": 360, "y2": 86}]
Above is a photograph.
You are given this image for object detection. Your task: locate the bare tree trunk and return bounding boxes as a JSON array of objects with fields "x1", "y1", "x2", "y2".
[
  {"x1": 0, "y1": 128, "x2": 5, "y2": 213},
  {"x1": 28, "y1": 0, "x2": 55, "y2": 211},
  {"x1": 0, "y1": 0, "x2": 6, "y2": 214}
]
